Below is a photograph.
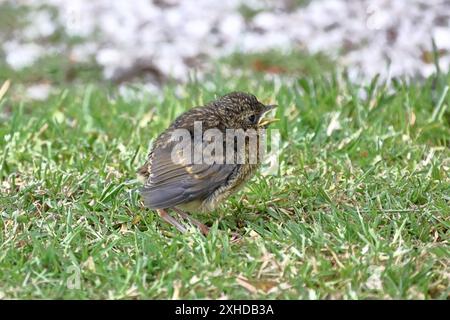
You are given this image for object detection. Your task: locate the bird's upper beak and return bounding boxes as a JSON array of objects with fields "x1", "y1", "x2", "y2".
[{"x1": 258, "y1": 104, "x2": 279, "y2": 127}]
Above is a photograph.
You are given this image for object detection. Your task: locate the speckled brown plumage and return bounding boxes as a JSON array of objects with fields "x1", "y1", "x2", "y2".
[{"x1": 138, "y1": 91, "x2": 277, "y2": 236}]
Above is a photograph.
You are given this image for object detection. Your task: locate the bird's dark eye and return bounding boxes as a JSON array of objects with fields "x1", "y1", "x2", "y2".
[{"x1": 248, "y1": 114, "x2": 256, "y2": 123}]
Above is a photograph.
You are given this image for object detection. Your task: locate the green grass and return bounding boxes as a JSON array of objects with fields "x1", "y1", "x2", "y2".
[
  {"x1": 0, "y1": 59, "x2": 449, "y2": 299},
  {"x1": 238, "y1": 0, "x2": 312, "y2": 21},
  {"x1": 223, "y1": 50, "x2": 333, "y2": 77}
]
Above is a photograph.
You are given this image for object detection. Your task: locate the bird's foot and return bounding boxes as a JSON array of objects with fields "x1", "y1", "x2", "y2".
[
  {"x1": 230, "y1": 231, "x2": 242, "y2": 244},
  {"x1": 162, "y1": 208, "x2": 242, "y2": 243},
  {"x1": 157, "y1": 209, "x2": 187, "y2": 233},
  {"x1": 172, "y1": 207, "x2": 210, "y2": 236}
]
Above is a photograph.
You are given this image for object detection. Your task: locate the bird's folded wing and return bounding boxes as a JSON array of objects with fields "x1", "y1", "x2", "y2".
[{"x1": 140, "y1": 140, "x2": 237, "y2": 209}]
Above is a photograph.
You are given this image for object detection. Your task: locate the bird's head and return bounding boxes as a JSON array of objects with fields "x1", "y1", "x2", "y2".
[{"x1": 214, "y1": 92, "x2": 278, "y2": 130}]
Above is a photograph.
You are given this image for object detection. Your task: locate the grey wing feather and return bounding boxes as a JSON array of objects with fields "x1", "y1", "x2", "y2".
[{"x1": 140, "y1": 141, "x2": 237, "y2": 209}]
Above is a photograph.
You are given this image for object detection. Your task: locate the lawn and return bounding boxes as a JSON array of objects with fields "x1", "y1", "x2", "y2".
[{"x1": 0, "y1": 56, "x2": 449, "y2": 299}]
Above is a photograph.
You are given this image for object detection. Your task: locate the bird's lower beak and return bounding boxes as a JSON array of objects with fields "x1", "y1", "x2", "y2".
[{"x1": 258, "y1": 104, "x2": 279, "y2": 127}]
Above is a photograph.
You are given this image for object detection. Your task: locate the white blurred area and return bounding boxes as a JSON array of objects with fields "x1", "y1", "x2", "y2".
[{"x1": 2, "y1": 0, "x2": 450, "y2": 84}]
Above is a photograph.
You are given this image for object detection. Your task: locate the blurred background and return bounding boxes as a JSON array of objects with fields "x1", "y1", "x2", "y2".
[{"x1": 1, "y1": 0, "x2": 449, "y2": 100}]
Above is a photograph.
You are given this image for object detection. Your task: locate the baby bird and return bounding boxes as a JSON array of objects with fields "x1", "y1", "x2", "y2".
[{"x1": 138, "y1": 92, "x2": 277, "y2": 236}]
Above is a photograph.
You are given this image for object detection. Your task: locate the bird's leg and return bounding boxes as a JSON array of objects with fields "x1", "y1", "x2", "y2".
[
  {"x1": 157, "y1": 209, "x2": 187, "y2": 233},
  {"x1": 230, "y1": 232, "x2": 242, "y2": 243},
  {"x1": 168, "y1": 208, "x2": 240, "y2": 242},
  {"x1": 172, "y1": 207, "x2": 210, "y2": 236}
]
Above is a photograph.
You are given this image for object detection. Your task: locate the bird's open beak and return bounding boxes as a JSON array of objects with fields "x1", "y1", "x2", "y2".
[{"x1": 258, "y1": 104, "x2": 279, "y2": 127}]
